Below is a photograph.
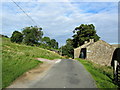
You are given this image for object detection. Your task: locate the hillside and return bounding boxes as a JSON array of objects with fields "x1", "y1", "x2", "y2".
[
  {"x1": 111, "y1": 44, "x2": 120, "y2": 48},
  {"x1": 2, "y1": 37, "x2": 62, "y2": 88}
]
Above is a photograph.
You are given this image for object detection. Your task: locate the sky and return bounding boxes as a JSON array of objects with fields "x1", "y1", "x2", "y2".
[{"x1": 1, "y1": 0, "x2": 119, "y2": 46}]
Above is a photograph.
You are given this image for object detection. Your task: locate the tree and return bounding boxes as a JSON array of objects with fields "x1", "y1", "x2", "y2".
[
  {"x1": 50, "y1": 39, "x2": 56, "y2": 48},
  {"x1": 61, "y1": 38, "x2": 74, "y2": 58},
  {"x1": 61, "y1": 24, "x2": 100, "y2": 58},
  {"x1": 73, "y1": 24, "x2": 100, "y2": 48},
  {"x1": 0, "y1": 34, "x2": 9, "y2": 38},
  {"x1": 42, "y1": 37, "x2": 51, "y2": 46},
  {"x1": 50, "y1": 39, "x2": 59, "y2": 49},
  {"x1": 42, "y1": 37, "x2": 59, "y2": 49},
  {"x1": 55, "y1": 42, "x2": 58, "y2": 49},
  {"x1": 22, "y1": 26, "x2": 43, "y2": 46},
  {"x1": 10, "y1": 31, "x2": 23, "y2": 43}
]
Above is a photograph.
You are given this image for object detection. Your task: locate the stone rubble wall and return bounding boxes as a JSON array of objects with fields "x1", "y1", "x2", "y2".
[
  {"x1": 86, "y1": 40, "x2": 116, "y2": 66},
  {"x1": 74, "y1": 42, "x2": 92, "y2": 58},
  {"x1": 74, "y1": 40, "x2": 116, "y2": 66}
]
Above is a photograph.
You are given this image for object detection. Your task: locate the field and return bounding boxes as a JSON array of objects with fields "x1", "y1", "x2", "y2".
[
  {"x1": 76, "y1": 58, "x2": 118, "y2": 88},
  {"x1": 2, "y1": 37, "x2": 62, "y2": 88},
  {"x1": 111, "y1": 44, "x2": 120, "y2": 48}
]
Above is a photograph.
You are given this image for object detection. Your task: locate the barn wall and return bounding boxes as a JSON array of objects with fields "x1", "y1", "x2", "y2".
[
  {"x1": 74, "y1": 41, "x2": 92, "y2": 58},
  {"x1": 86, "y1": 40, "x2": 116, "y2": 66},
  {"x1": 74, "y1": 48, "x2": 81, "y2": 58}
]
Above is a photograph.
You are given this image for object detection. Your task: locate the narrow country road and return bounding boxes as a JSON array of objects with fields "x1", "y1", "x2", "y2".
[{"x1": 29, "y1": 59, "x2": 97, "y2": 88}]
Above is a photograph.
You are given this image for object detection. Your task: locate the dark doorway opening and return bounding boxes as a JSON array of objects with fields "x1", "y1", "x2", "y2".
[
  {"x1": 111, "y1": 48, "x2": 120, "y2": 66},
  {"x1": 111, "y1": 48, "x2": 120, "y2": 84},
  {"x1": 79, "y1": 48, "x2": 87, "y2": 59}
]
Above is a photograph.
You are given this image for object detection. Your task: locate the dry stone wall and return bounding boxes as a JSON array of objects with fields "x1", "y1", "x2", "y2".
[
  {"x1": 74, "y1": 40, "x2": 116, "y2": 66},
  {"x1": 74, "y1": 42, "x2": 92, "y2": 58},
  {"x1": 86, "y1": 40, "x2": 116, "y2": 66}
]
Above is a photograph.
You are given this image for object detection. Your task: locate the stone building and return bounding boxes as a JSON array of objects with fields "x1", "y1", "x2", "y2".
[{"x1": 74, "y1": 39, "x2": 116, "y2": 66}]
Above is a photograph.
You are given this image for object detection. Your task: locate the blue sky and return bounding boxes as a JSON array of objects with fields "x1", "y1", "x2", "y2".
[{"x1": 1, "y1": 0, "x2": 119, "y2": 46}]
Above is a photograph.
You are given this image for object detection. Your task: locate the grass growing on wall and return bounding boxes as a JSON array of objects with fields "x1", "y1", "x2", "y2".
[
  {"x1": 76, "y1": 58, "x2": 118, "y2": 88},
  {"x1": 2, "y1": 37, "x2": 63, "y2": 88}
]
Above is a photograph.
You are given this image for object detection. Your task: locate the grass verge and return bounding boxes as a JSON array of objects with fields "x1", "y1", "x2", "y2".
[
  {"x1": 2, "y1": 37, "x2": 63, "y2": 88},
  {"x1": 76, "y1": 58, "x2": 118, "y2": 88}
]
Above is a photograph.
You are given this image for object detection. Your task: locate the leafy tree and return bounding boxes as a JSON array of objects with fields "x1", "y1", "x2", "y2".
[
  {"x1": 10, "y1": 31, "x2": 23, "y2": 43},
  {"x1": 42, "y1": 37, "x2": 51, "y2": 46},
  {"x1": 42, "y1": 37, "x2": 59, "y2": 49},
  {"x1": 50, "y1": 39, "x2": 59, "y2": 49},
  {"x1": 50, "y1": 39, "x2": 56, "y2": 48},
  {"x1": 50, "y1": 39, "x2": 57, "y2": 49},
  {"x1": 22, "y1": 26, "x2": 43, "y2": 46},
  {"x1": 55, "y1": 42, "x2": 58, "y2": 49},
  {"x1": 0, "y1": 34, "x2": 9, "y2": 38},
  {"x1": 61, "y1": 24, "x2": 100, "y2": 58},
  {"x1": 73, "y1": 24, "x2": 100, "y2": 48},
  {"x1": 61, "y1": 38, "x2": 74, "y2": 58}
]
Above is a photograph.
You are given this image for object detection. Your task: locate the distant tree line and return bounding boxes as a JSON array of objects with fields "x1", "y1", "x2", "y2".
[
  {"x1": 10, "y1": 26, "x2": 58, "y2": 49},
  {"x1": 0, "y1": 34, "x2": 9, "y2": 38},
  {"x1": 3, "y1": 24, "x2": 100, "y2": 57},
  {"x1": 61, "y1": 24, "x2": 100, "y2": 58},
  {"x1": 41, "y1": 37, "x2": 58, "y2": 49}
]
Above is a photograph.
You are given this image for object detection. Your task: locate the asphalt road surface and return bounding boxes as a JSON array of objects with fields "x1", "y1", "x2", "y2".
[{"x1": 30, "y1": 59, "x2": 97, "y2": 88}]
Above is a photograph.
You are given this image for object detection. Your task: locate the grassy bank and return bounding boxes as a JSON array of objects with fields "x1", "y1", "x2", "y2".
[
  {"x1": 76, "y1": 58, "x2": 118, "y2": 88},
  {"x1": 2, "y1": 37, "x2": 63, "y2": 88}
]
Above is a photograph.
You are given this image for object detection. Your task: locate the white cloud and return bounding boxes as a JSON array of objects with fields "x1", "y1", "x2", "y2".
[
  {"x1": 1, "y1": 0, "x2": 120, "y2": 2},
  {"x1": 1, "y1": 2, "x2": 118, "y2": 46}
]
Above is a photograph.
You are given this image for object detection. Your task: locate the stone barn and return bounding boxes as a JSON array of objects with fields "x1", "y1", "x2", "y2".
[{"x1": 74, "y1": 39, "x2": 116, "y2": 66}]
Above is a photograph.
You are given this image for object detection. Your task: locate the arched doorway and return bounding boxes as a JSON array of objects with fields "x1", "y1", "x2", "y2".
[{"x1": 79, "y1": 48, "x2": 87, "y2": 59}]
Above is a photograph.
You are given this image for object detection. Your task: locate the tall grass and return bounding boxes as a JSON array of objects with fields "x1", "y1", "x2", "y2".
[
  {"x1": 2, "y1": 37, "x2": 62, "y2": 88},
  {"x1": 76, "y1": 58, "x2": 118, "y2": 88}
]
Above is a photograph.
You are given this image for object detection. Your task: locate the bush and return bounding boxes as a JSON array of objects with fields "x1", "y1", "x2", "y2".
[{"x1": 10, "y1": 31, "x2": 23, "y2": 43}]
